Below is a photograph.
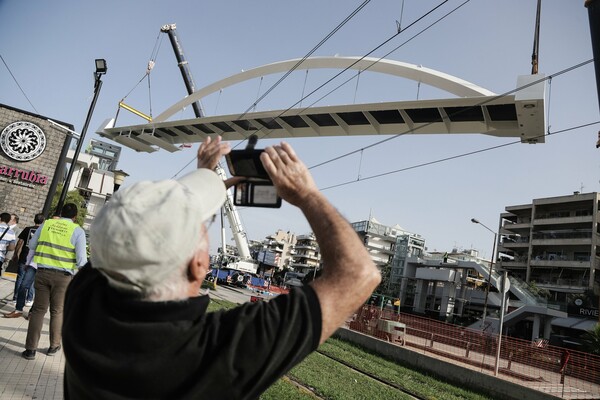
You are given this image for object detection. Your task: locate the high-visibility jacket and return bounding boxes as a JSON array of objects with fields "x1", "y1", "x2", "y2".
[{"x1": 34, "y1": 219, "x2": 78, "y2": 271}]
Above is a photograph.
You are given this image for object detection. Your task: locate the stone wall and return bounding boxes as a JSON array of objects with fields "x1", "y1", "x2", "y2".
[{"x1": 0, "y1": 104, "x2": 72, "y2": 227}]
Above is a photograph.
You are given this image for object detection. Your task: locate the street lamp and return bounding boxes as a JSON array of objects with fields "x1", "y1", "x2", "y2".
[
  {"x1": 55, "y1": 59, "x2": 107, "y2": 215},
  {"x1": 112, "y1": 169, "x2": 129, "y2": 192},
  {"x1": 471, "y1": 218, "x2": 498, "y2": 329}
]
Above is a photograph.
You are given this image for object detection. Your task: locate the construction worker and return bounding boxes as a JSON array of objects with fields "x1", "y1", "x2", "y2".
[{"x1": 21, "y1": 203, "x2": 87, "y2": 360}]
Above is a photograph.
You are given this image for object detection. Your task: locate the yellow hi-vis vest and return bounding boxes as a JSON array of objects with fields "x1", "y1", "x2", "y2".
[{"x1": 34, "y1": 219, "x2": 78, "y2": 271}]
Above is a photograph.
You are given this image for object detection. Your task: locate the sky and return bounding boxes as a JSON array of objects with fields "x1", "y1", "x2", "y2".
[{"x1": 0, "y1": 0, "x2": 598, "y2": 258}]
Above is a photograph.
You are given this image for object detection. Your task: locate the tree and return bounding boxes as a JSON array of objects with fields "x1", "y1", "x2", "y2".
[
  {"x1": 375, "y1": 262, "x2": 392, "y2": 296},
  {"x1": 582, "y1": 324, "x2": 600, "y2": 355},
  {"x1": 529, "y1": 281, "x2": 551, "y2": 300},
  {"x1": 49, "y1": 184, "x2": 87, "y2": 227}
]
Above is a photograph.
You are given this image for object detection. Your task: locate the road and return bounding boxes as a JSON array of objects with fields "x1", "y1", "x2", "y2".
[{"x1": 206, "y1": 284, "x2": 274, "y2": 304}]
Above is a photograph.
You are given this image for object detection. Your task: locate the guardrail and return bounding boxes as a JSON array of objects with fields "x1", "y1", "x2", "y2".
[{"x1": 347, "y1": 305, "x2": 600, "y2": 399}]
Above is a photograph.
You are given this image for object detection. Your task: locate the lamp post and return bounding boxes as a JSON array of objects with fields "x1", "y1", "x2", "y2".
[
  {"x1": 494, "y1": 269, "x2": 509, "y2": 376},
  {"x1": 471, "y1": 218, "x2": 498, "y2": 329},
  {"x1": 56, "y1": 59, "x2": 107, "y2": 215}
]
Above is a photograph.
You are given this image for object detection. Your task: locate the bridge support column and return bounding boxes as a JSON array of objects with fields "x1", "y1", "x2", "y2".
[
  {"x1": 532, "y1": 314, "x2": 541, "y2": 341},
  {"x1": 440, "y1": 282, "x2": 457, "y2": 321},
  {"x1": 414, "y1": 280, "x2": 428, "y2": 314},
  {"x1": 543, "y1": 317, "x2": 553, "y2": 339}
]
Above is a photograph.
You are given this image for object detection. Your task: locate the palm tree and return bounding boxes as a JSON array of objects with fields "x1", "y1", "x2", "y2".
[{"x1": 582, "y1": 323, "x2": 600, "y2": 355}]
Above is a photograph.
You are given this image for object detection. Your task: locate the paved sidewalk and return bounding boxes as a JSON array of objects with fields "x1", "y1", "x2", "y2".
[{"x1": 0, "y1": 273, "x2": 64, "y2": 400}]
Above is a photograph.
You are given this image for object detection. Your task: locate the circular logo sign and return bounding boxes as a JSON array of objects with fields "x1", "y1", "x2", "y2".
[
  {"x1": 575, "y1": 298, "x2": 583, "y2": 306},
  {"x1": 0, "y1": 121, "x2": 47, "y2": 161}
]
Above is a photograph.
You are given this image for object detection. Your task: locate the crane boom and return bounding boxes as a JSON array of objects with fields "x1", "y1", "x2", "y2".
[
  {"x1": 160, "y1": 24, "x2": 204, "y2": 118},
  {"x1": 161, "y1": 23, "x2": 257, "y2": 273}
]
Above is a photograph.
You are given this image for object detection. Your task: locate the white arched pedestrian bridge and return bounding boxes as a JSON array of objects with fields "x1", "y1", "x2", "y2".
[{"x1": 97, "y1": 56, "x2": 546, "y2": 153}]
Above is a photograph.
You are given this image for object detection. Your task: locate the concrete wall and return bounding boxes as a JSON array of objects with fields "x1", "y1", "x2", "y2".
[{"x1": 334, "y1": 327, "x2": 561, "y2": 400}]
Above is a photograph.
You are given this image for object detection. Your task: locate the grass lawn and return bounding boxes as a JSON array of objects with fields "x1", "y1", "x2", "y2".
[
  {"x1": 318, "y1": 338, "x2": 492, "y2": 400},
  {"x1": 208, "y1": 297, "x2": 493, "y2": 400}
]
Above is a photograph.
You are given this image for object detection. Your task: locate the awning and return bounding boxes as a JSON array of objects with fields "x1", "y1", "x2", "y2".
[{"x1": 552, "y1": 317, "x2": 598, "y2": 331}]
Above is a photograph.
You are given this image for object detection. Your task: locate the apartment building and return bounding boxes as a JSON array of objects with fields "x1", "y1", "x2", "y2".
[
  {"x1": 256, "y1": 230, "x2": 297, "y2": 270},
  {"x1": 351, "y1": 217, "x2": 426, "y2": 297},
  {"x1": 291, "y1": 233, "x2": 320, "y2": 275},
  {"x1": 498, "y1": 192, "x2": 600, "y2": 301},
  {"x1": 66, "y1": 139, "x2": 127, "y2": 231}
]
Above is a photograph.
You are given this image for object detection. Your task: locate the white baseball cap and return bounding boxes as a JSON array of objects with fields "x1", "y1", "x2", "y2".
[{"x1": 90, "y1": 168, "x2": 226, "y2": 292}]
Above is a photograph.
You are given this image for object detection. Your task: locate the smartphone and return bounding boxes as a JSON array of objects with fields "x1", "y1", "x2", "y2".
[
  {"x1": 226, "y1": 149, "x2": 270, "y2": 180},
  {"x1": 233, "y1": 181, "x2": 281, "y2": 208}
]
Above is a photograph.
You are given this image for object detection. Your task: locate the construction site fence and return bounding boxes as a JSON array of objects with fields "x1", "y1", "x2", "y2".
[{"x1": 347, "y1": 305, "x2": 600, "y2": 400}]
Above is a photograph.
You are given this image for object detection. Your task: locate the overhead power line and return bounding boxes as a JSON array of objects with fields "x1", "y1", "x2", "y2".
[
  {"x1": 172, "y1": 0, "x2": 456, "y2": 177},
  {"x1": 308, "y1": 58, "x2": 594, "y2": 170},
  {"x1": 0, "y1": 53, "x2": 39, "y2": 114},
  {"x1": 238, "y1": 0, "x2": 454, "y2": 148},
  {"x1": 317, "y1": 120, "x2": 600, "y2": 191},
  {"x1": 238, "y1": 0, "x2": 373, "y2": 120}
]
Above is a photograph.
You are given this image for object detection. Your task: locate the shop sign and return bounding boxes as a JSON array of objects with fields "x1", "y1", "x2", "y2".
[
  {"x1": 0, "y1": 165, "x2": 48, "y2": 188},
  {"x1": 1, "y1": 121, "x2": 46, "y2": 161}
]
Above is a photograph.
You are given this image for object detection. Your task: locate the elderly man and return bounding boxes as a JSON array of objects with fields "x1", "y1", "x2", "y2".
[{"x1": 62, "y1": 137, "x2": 380, "y2": 399}]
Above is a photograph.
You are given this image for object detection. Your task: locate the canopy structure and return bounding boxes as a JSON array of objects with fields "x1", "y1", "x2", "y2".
[{"x1": 97, "y1": 57, "x2": 546, "y2": 153}]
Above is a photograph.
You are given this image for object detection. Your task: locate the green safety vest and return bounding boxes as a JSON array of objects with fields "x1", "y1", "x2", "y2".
[{"x1": 34, "y1": 219, "x2": 78, "y2": 271}]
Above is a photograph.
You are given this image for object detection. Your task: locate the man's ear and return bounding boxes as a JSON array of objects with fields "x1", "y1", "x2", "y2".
[{"x1": 188, "y1": 248, "x2": 209, "y2": 282}]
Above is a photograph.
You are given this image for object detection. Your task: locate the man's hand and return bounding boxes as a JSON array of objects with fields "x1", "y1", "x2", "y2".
[
  {"x1": 197, "y1": 136, "x2": 231, "y2": 170},
  {"x1": 260, "y1": 142, "x2": 319, "y2": 207}
]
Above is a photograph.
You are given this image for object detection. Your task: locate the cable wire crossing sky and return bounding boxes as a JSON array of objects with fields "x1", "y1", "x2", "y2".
[{"x1": 0, "y1": 1, "x2": 597, "y2": 257}]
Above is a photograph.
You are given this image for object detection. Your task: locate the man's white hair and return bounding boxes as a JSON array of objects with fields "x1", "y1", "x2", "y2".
[{"x1": 141, "y1": 228, "x2": 209, "y2": 302}]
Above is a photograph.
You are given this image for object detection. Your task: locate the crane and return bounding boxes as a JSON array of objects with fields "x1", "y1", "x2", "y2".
[{"x1": 161, "y1": 23, "x2": 258, "y2": 274}]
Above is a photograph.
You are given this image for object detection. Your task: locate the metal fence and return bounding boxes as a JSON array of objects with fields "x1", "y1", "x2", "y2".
[{"x1": 347, "y1": 305, "x2": 600, "y2": 399}]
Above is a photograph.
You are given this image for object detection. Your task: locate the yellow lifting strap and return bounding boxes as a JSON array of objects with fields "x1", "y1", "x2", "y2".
[{"x1": 118, "y1": 101, "x2": 153, "y2": 122}]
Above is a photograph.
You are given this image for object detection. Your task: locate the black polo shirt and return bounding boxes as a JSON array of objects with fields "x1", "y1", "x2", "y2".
[{"x1": 63, "y1": 264, "x2": 322, "y2": 399}]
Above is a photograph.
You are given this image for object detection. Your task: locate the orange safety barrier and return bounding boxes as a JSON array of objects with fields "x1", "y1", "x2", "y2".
[{"x1": 346, "y1": 305, "x2": 600, "y2": 399}]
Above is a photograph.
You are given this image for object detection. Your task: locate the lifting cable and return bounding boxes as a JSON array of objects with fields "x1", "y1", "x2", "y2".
[
  {"x1": 353, "y1": 70, "x2": 361, "y2": 104},
  {"x1": 114, "y1": 31, "x2": 164, "y2": 124}
]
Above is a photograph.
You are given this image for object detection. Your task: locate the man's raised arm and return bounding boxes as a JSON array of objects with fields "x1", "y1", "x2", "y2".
[{"x1": 261, "y1": 142, "x2": 381, "y2": 344}]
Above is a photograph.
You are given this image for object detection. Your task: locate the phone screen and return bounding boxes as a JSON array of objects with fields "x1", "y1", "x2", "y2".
[{"x1": 234, "y1": 181, "x2": 281, "y2": 208}]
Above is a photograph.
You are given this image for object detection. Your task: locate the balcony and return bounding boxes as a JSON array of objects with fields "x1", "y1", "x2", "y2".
[
  {"x1": 530, "y1": 231, "x2": 593, "y2": 246},
  {"x1": 295, "y1": 244, "x2": 318, "y2": 251},
  {"x1": 533, "y1": 214, "x2": 593, "y2": 227},
  {"x1": 501, "y1": 240, "x2": 530, "y2": 249},
  {"x1": 366, "y1": 243, "x2": 395, "y2": 255},
  {"x1": 530, "y1": 258, "x2": 591, "y2": 269},
  {"x1": 499, "y1": 260, "x2": 527, "y2": 269},
  {"x1": 294, "y1": 254, "x2": 320, "y2": 262},
  {"x1": 290, "y1": 261, "x2": 319, "y2": 269}
]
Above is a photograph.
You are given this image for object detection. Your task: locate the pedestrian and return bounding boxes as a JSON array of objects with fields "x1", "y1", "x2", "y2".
[
  {"x1": 61, "y1": 137, "x2": 380, "y2": 399},
  {"x1": 21, "y1": 204, "x2": 87, "y2": 360},
  {"x1": 4, "y1": 214, "x2": 20, "y2": 266},
  {"x1": 4, "y1": 213, "x2": 45, "y2": 318},
  {"x1": 0, "y1": 213, "x2": 17, "y2": 275}
]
